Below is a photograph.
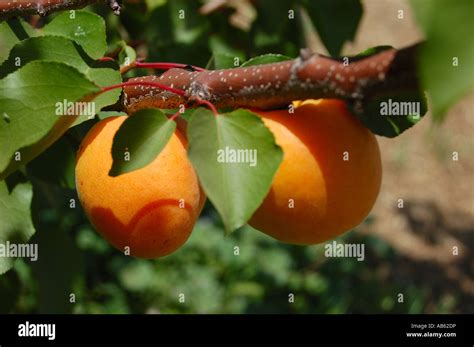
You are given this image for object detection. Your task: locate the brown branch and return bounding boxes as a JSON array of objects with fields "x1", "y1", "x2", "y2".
[
  {"x1": 0, "y1": 0, "x2": 120, "y2": 19},
  {"x1": 122, "y1": 44, "x2": 421, "y2": 114}
]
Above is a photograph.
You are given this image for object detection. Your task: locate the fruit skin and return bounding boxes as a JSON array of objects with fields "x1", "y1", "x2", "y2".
[
  {"x1": 75, "y1": 116, "x2": 205, "y2": 258},
  {"x1": 249, "y1": 99, "x2": 382, "y2": 244}
]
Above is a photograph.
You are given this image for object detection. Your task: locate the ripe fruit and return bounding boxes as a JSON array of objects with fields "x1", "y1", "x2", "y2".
[
  {"x1": 75, "y1": 116, "x2": 205, "y2": 258},
  {"x1": 249, "y1": 99, "x2": 382, "y2": 244}
]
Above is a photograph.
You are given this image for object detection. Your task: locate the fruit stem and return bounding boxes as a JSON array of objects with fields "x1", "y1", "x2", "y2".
[{"x1": 195, "y1": 99, "x2": 219, "y2": 116}]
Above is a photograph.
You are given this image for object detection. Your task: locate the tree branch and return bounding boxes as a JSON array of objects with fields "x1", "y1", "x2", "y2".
[
  {"x1": 0, "y1": 0, "x2": 120, "y2": 19},
  {"x1": 122, "y1": 44, "x2": 421, "y2": 113}
]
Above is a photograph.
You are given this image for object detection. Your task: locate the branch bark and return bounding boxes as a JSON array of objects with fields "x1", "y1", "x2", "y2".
[
  {"x1": 122, "y1": 44, "x2": 421, "y2": 114},
  {"x1": 0, "y1": 0, "x2": 120, "y2": 19}
]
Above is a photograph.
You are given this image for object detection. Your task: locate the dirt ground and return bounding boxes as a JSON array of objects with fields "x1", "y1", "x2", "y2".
[{"x1": 327, "y1": 0, "x2": 474, "y2": 311}]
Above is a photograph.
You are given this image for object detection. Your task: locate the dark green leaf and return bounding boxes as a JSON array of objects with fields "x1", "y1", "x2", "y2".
[
  {"x1": 0, "y1": 19, "x2": 36, "y2": 64},
  {"x1": 109, "y1": 109, "x2": 177, "y2": 176},
  {"x1": 350, "y1": 91, "x2": 427, "y2": 137},
  {"x1": 27, "y1": 137, "x2": 76, "y2": 190},
  {"x1": 187, "y1": 108, "x2": 283, "y2": 232},
  {"x1": 305, "y1": 0, "x2": 362, "y2": 56},
  {"x1": 0, "y1": 36, "x2": 89, "y2": 78},
  {"x1": 0, "y1": 182, "x2": 35, "y2": 274}
]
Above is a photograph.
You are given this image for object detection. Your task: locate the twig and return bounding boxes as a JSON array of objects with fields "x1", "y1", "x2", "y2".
[
  {"x1": 121, "y1": 44, "x2": 421, "y2": 113},
  {"x1": 0, "y1": 0, "x2": 120, "y2": 19}
]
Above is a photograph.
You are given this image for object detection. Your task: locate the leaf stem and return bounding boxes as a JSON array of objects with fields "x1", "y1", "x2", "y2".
[
  {"x1": 169, "y1": 109, "x2": 183, "y2": 121},
  {"x1": 98, "y1": 57, "x2": 116, "y2": 62}
]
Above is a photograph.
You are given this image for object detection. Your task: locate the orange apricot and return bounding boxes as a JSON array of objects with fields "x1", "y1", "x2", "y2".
[
  {"x1": 249, "y1": 99, "x2": 382, "y2": 244},
  {"x1": 75, "y1": 116, "x2": 205, "y2": 258}
]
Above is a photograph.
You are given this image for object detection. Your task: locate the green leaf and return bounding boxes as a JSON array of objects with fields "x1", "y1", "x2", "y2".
[
  {"x1": 305, "y1": 0, "x2": 362, "y2": 56},
  {"x1": 206, "y1": 36, "x2": 246, "y2": 70},
  {"x1": 0, "y1": 35, "x2": 121, "y2": 126},
  {"x1": 353, "y1": 45, "x2": 393, "y2": 59},
  {"x1": 350, "y1": 91, "x2": 427, "y2": 137},
  {"x1": 241, "y1": 53, "x2": 292, "y2": 67},
  {"x1": 117, "y1": 41, "x2": 137, "y2": 69},
  {"x1": 162, "y1": 108, "x2": 195, "y2": 122},
  {"x1": 109, "y1": 109, "x2": 177, "y2": 176},
  {"x1": 187, "y1": 108, "x2": 283, "y2": 232},
  {"x1": 207, "y1": 52, "x2": 237, "y2": 70},
  {"x1": 42, "y1": 10, "x2": 107, "y2": 60},
  {"x1": 98, "y1": 111, "x2": 128, "y2": 120},
  {"x1": 75, "y1": 66, "x2": 121, "y2": 125},
  {"x1": 347, "y1": 45, "x2": 427, "y2": 137},
  {"x1": 411, "y1": 0, "x2": 474, "y2": 120},
  {"x1": 0, "y1": 35, "x2": 89, "y2": 78},
  {"x1": 0, "y1": 19, "x2": 36, "y2": 64},
  {"x1": 0, "y1": 182, "x2": 35, "y2": 275},
  {"x1": 208, "y1": 36, "x2": 246, "y2": 68},
  {"x1": 0, "y1": 61, "x2": 100, "y2": 178}
]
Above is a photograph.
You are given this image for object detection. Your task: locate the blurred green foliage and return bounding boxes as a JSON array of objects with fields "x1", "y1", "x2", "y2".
[
  {"x1": 0, "y1": 177, "x2": 462, "y2": 314},
  {"x1": 0, "y1": 186, "x2": 462, "y2": 314},
  {"x1": 97, "y1": 0, "x2": 362, "y2": 72}
]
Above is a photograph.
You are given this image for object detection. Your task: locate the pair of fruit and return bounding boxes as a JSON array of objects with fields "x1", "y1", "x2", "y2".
[{"x1": 75, "y1": 99, "x2": 382, "y2": 258}]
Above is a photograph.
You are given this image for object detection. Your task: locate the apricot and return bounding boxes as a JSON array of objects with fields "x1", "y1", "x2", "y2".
[
  {"x1": 75, "y1": 116, "x2": 205, "y2": 258},
  {"x1": 249, "y1": 99, "x2": 382, "y2": 244}
]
